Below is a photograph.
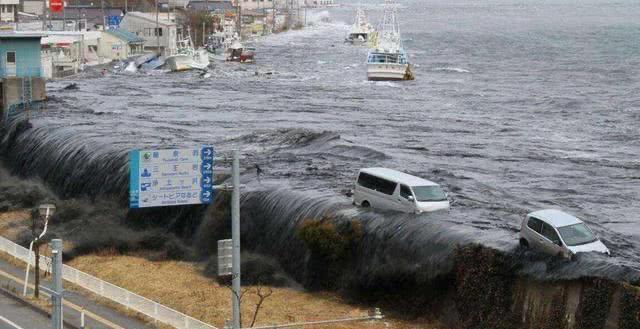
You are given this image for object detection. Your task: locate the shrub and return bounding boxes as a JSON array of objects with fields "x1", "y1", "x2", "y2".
[{"x1": 297, "y1": 217, "x2": 362, "y2": 290}]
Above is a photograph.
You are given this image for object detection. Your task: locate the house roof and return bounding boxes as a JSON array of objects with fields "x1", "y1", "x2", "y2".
[
  {"x1": 123, "y1": 11, "x2": 176, "y2": 26},
  {"x1": 0, "y1": 31, "x2": 45, "y2": 39},
  {"x1": 106, "y1": 28, "x2": 145, "y2": 43}
]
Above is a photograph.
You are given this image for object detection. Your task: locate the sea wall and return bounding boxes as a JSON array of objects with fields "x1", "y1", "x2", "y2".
[{"x1": 1, "y1": 116, "x2": 639, "y2": 328}]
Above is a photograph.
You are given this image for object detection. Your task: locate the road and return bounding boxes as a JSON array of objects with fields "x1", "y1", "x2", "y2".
[{"x1": 0, "y1": 293, "x2": 50, "y2": 329}]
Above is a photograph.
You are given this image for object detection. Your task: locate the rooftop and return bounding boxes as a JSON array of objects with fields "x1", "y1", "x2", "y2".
[
  {"x1": 124, "y1": 11, "x2": 176, "y2": 26},
  {"x1": 0, "y1": 31, "x2": 46, "y2": 38},
  {"x1": 106, "y1": 28, "x2": 145, "y2": 43},
  {"x1": 359, "y1": 168, "x2": 438, "y2": 187},
  {"x1": 528, "y1": 209, "x2": 583, "y2": 228}
]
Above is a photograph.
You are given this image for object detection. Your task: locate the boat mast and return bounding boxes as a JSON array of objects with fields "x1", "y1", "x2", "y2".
[{"x1": 378, "y1": 0, "x2": 400, "y2": 51}]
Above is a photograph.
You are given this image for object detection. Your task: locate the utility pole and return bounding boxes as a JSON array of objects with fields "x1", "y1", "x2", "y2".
[
  {"x1": 41, "y1": 0, "x2": 45, "y2": 30},
  {"x1": 51, "y1": 239, "x2": 63, "y2": 329},
  {"x1": 231, "y1": 150, "x2": 241, "y2": 329},
  {"x1": 33, "y1": 218, "x2": 41, "y2": 298},
  {"x1": 101, "y1": 0, "x2": 105, "y2": 29},
  {"x1": 155, "y1": 0, "x2": 160, "y2": 55}
]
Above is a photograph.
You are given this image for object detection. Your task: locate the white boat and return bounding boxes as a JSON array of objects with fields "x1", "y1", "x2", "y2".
[
  {"x1": 366, "y1": 0, "x2": 414, "y2": 81},
  {"x1": 166, "y1": 36, "x2": 210, "y2": 72},
  {"x1": 346, "y1": 8, "x2": 375, "y2": 44}
]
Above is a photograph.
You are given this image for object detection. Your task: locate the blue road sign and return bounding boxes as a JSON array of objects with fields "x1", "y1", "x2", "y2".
[{"x1": 129, "y1": 145, "x2": 215, "y2": 208}]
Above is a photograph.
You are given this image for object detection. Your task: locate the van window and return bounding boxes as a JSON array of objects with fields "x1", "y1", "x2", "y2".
[
  {"x1": 541, "y1": 223, "x2": 561, "y2": 244},
  {"x1": 357, "y1": 172, "x2": 396, "y2": 195},
  {"x1": 527, "y1": 217, "x2": 543, "y2": 233},
  {"x1": 400, "y1": 185, "x2": 412, "y2": 199}
]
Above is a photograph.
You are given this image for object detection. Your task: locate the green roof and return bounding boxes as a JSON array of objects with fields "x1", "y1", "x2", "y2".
[{"x1": 105, "y1": 29, "x2": 145, "y2": 44}]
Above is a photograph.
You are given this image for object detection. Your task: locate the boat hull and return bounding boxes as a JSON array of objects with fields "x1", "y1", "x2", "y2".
[
  {"x1": 367, "y1": 63, "x2": 411, "y2": 81},
  {"x1": 166, "y1": 50, "x2": 210, "y2": 71},
  {"x1": 166, "y1": 55, "x2": 193, "y2": 72}
]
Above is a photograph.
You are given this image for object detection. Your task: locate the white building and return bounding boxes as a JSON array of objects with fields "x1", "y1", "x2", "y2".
[
  {"x1": 306, "y1": 0, "x2": 335, "y2": 7},
  {"x1": 119, "y1": 11, "x2": 177, "y2": 55},
  {"x1": 238, "y1": 0, "x2": 274, "y2": 11},
  {"x1": 0, "y1": 0, "x2": 18, "y2": 23}
]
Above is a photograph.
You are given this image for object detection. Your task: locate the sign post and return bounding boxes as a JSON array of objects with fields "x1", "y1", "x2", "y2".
[
  {"x1": 129, "y1": 145, "x2": 214, "y2": 208},
  {"x1": 231, "y1": 150, "x2": 241, "y2": 329}
]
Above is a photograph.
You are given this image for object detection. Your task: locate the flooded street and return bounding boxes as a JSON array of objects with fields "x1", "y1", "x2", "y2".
[{"x1": 8, "y1": 0, "x2": 640, "y2": 277}]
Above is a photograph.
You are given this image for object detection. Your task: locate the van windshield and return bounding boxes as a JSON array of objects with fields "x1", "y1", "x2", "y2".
[
  {"x1": 557, "y1": 223, "x2": 597, "y2": 246},
  {"x1": 412, "y1": 186, "x2": 447, "y2": 202}
]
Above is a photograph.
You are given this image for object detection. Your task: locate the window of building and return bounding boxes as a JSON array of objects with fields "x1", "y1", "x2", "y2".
[{"x1": 6, "y1": 51, "x2": 16, "y2": 64}]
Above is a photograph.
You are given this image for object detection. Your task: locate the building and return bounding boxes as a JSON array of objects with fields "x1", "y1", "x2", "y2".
[
  {"x1": 237, "y1": 0, "x2": 273, "y2": 11},
  {"x1": 0, "y1": 32, "x2": 42, "y2": 77},
  {"x1": 119, "y1": 11, "x2": 177, "y2": 55},
  {"x1": 306, "y1": 0, "x2": 335, "y2": 7},
  {"x1": 0, "y1": 32, "x2": 46, "y2": 120},
  {"x1": 0, "y1": 0, "x2": 18, "y2": 23},
  {"x1": 187, "y1": 0, "x2": 234, "y2": 12},
  {"x1": 98, "y1": 28, "x2": 144, "y2": 60}
]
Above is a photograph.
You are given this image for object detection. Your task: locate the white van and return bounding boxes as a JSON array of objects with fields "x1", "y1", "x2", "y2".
[{"x1": 353, "y1": 168, "x2": 450, "y2": 213}]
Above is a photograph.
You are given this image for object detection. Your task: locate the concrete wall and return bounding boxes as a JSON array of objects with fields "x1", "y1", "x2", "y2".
[{"x1": 0, "y1": 76, "x2": 46, "y2": 121}]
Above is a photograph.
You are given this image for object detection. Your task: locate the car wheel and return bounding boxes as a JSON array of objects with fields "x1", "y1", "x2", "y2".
[
  {"x1": 519, "y1": 238, "x2": 529, "y2": 248},
  {"x1": 361, "y1": 201, "x2": 370, "y2": 208}
]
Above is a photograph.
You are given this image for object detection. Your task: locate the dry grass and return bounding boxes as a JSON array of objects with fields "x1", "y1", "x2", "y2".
[
  {"x1": 0, "y1": 210, "x2": 31, "y2": 240},
  {"x1": 1, "y1": 210, "x2": 440, "y2": 328},
  {"x1": 68, "y1": 254, "x2": 440, "y2": 329}
]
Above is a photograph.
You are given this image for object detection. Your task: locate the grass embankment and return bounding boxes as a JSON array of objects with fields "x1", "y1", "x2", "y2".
[{"x1": 0, "y1": 210, "x2": 440, "y2": 329}]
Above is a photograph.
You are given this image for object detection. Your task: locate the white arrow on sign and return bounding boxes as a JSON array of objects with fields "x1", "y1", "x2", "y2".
[
  {"x1": 203, "y1": 163, "x2": 212, "y2": 170},
  {"x1": 203, "y1": 191, "x2": 211, "y2": 198},
  {"x1": 204, "y1": 176, "x2": 211, "y2": 184},
  {"x1": 204, "y1": 149, "x2": 212, "y2": 156}
]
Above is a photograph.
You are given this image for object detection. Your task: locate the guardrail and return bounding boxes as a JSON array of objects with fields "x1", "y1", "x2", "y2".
[{"x1": 0, "y1": 235, "x2": 217, "y2": 329}]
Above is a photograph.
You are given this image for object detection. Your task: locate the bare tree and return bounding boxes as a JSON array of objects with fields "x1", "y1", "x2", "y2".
[{"x1": 249, "y1": 284, "x2": 274, "y2": 327}]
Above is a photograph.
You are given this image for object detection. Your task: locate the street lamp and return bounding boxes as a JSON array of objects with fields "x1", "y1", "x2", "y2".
[{"x1": 23, "y1": 203, "x2": 56, "y2": 297}]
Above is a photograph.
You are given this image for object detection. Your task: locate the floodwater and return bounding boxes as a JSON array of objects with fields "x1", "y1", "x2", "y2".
[{"x1": 4, "y1": 0, "x2": 639, "y2": 280}]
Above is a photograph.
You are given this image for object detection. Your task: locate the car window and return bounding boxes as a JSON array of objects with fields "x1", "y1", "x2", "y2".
[
  {"x1": 357, "y1": 172, "x2": 396, "y2": 195},
  {"x1": 541, "y1": 223, "x2": 561, "y2": 244},
  {"x1": 400, "y1": 185, "x2": 412, "y2": 199},
  {"x1": 527, "y1": 217, "x2": 543, "y2": 233}
]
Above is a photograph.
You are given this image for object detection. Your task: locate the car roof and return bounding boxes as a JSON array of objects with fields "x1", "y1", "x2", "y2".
[
  {"x1": 359, "y1": 168, "x2": 438, "y2": 186},
  {"x1": 527, "y1": 209, "x2": 583, "y2": 228}
]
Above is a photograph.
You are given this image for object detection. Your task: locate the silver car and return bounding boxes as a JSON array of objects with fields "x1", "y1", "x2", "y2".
[{"x1": 519, "y1": 209, "x2": 610, "y2": 259}]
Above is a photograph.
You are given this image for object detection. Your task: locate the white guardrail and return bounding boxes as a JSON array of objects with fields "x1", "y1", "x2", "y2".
[{"x1": 0, "y1": 235, "x2": 217, "y2": 329}]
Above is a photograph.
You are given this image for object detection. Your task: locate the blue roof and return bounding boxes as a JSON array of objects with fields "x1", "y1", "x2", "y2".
[{"x1": 105, "y1": 29, "x2": 145, "y2": 44}]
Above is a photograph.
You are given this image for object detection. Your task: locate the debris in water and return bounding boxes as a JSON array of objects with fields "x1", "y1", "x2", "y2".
[{"x1": 61, "y1": 83, "x2": 79, "y2": 91}]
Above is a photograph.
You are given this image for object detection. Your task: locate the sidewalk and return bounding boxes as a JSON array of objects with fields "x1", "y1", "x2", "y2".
[{"x1": 0, "y1": 256, "x2": 155, "y2": 329}]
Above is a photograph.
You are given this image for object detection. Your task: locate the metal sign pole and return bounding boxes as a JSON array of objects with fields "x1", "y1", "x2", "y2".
[
  {"x1": 231, "y1": 150, "x2": 241, "y2": 329},
  {"x1": 51, "y1": 239, "x2": 63, "y2": 329}
]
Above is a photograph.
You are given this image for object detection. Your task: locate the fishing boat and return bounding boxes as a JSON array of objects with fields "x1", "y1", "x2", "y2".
[
  {"x1": 166, "y1": 36, "x2": 210, "y2": 72},
  {"x1": 345, "y1": 7, "x2": 375, "y2": 44},
  {"x1": 366, "y1": 0, "x2": 414, "y2": 81}
]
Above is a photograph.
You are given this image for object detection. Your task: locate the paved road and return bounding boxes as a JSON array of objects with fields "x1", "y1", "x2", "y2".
[
  {"x1": 0, "y1": 257, "x2": 155, "y2": 329},
  {"x1": 0, "y1": 293, "x2": 50, "y2": 329}
]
